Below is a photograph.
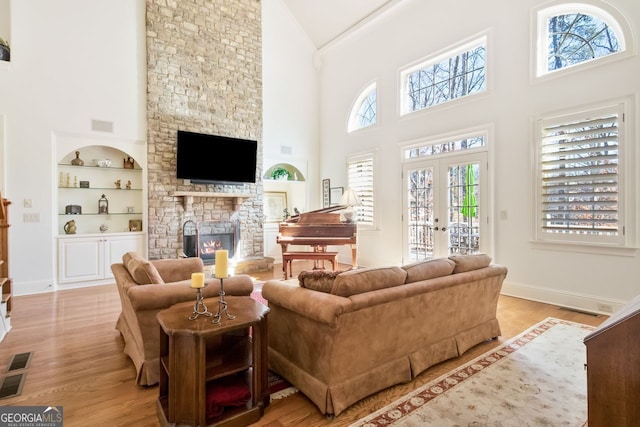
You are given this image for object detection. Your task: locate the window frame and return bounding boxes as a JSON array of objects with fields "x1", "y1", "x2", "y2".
[
  {"x1": 399, "y1": 31, "x2": 490, "y2": 117},
  {"x1": 533, "y1": 97, "x2": 636, "y2": 254},
  {"x1": 346, "y1": 150, "x2": 378, "y2": 230},
  {"x1": 532, "y1": 1, "x2": 632, "y2": 82}
]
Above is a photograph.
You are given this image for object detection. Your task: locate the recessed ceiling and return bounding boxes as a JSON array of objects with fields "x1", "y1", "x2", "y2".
[{"x1": 281, "y1": 0, "x2": 394, "y2": 49}]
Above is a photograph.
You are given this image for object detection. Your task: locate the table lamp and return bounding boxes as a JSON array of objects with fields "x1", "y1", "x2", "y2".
[{"x1": 340, "y1": 188, "x2": 362, "y2": 223}]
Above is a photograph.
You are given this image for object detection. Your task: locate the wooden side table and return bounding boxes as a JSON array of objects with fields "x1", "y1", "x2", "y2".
[{"x1": 156, "y1": 296, "x2": 269, "y2": 427}]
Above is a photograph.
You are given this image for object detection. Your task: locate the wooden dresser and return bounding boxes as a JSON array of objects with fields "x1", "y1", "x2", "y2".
[{"x1": 584, "y1": 294, "x2": 640, "y2": 427}]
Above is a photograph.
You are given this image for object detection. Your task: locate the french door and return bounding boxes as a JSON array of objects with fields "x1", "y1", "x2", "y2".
[{"x1": 403, "y1": 152, "x2": 487, "y2": 261}]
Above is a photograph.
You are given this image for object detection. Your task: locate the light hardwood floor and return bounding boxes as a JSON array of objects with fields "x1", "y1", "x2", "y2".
[{"x1": 0, "y1": 262, "x2": 606, "y2": 427}]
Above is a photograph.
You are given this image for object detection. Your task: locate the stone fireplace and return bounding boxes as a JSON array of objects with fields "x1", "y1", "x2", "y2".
[
  {"x1": 145, "y1": 0, "x2": 263, "y2": 260},
  {"x1": 183, "y1": 219, "x2": 239, "y2": 265}
]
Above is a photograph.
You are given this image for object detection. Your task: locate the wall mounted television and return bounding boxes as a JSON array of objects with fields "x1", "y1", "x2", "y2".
[{"x1": 176, "y1": 130, "x2": 258, "y2": 184}]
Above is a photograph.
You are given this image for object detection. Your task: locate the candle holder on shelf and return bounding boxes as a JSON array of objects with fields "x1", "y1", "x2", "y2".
[
  {"x1": 188, "y1": 286, "x2": 212, "y2": 320},
  {"x1": 212, "y1": 276, "x2": 235, "y2": 324}
]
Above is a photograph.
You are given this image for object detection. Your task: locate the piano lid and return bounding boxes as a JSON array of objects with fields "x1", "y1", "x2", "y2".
[{"x1": 284, "y1": 205, "x2": 347, "y2": 223}]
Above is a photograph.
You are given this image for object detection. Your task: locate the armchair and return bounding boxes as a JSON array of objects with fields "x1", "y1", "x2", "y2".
[{"x1": 112, "y1": 252, "x2": 254, "y2": 386}]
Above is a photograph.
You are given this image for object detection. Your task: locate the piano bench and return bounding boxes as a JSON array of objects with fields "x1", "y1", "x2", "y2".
[{"x1": 282, "y1": 251, "x2": 339, "y2": 279}]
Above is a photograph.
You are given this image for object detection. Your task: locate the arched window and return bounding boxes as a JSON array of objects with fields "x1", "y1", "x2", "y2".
[
  {"x1": 348, "y1": 83, "x2": 377, "y2": 132},
  {"x1": 536, "y1": 3, "x2": 630, "y2": 77}
]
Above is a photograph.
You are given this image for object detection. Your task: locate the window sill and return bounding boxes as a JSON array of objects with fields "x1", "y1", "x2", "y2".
[{"x1": 530, "y1": 240, "x2": 638, "y2": 257}]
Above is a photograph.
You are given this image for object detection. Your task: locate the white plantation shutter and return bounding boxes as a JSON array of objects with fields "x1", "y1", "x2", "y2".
[
  {"x1": 347, "y1": 153, "x2": 375, "y2": 227},
  {"x1": 537, "y1": 103, "x2": 624, "y2": 245}
]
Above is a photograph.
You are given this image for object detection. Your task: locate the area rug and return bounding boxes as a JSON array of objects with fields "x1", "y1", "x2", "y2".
[
  {"x1": 251, "y1": 281, "x2": 268, "y2": 307},
  {"x1": 351, "y1": 317, "x2": 594, "y2": 427},
  {"x1": 269, "y1": 370, "x2": 298, "y2": 400}
]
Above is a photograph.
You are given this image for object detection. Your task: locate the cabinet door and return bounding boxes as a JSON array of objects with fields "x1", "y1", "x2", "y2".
[
  {"x1": 58, "y1": 237, "x2": 103, "y2": 283},
  {"x1": 103, "y1": 234, "x2": 144, "y2": 279}
]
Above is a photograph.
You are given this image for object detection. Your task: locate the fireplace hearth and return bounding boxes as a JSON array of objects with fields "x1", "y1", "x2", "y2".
[{"x1": 183, "y1": 220, "x2": 238, "y2": 265}]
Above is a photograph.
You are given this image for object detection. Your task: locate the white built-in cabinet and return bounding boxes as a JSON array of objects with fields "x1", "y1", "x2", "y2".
[
  {"x1": 57, "y1": 233, "x2": 144, "y2": 284},
  {"x1": 55, "y1": 135, "x2": 147, "y2": 287}
]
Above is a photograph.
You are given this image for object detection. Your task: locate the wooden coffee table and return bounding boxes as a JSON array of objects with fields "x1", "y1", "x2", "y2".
[{"x1": 156, "y1": 296, "x2": 269, "y2": 427}]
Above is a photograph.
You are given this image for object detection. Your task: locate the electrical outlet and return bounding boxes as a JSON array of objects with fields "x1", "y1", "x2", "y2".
[
  {"x1": 23, "y1": 212, "x2": 40, "y2": 222},
  {"x1": 596, "y1": 303, "x2": 613, "y2": 313}
]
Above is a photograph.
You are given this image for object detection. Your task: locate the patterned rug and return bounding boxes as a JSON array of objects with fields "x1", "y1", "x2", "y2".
[{"x1": 351, "y1": 318, "x2": 594, "y2": 427}]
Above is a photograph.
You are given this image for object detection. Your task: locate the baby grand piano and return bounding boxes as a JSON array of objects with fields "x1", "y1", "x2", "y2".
[{"x1": 276, "y1": 206, "x2": 358, "y2": 274}]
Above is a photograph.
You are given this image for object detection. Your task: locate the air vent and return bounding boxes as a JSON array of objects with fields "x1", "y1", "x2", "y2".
[
  {"x1": 6, "y1": 352, "x2": 32, "y2": 372},
  {"x1": 0, "y1": 373, "x2": 25, "y2": 399}
]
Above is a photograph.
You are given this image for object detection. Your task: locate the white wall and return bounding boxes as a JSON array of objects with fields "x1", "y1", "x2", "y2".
[
  {"x1": 316, "y1": 0, "x2": 640, "y2": 312},
  {"x1": 0, "y1": 0, "x2": 146, "y2": 295},
  {"x1": 262, "y1": 0, "x2": 320, "y2": 210}
]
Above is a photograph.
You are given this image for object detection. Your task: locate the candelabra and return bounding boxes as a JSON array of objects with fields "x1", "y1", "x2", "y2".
[{"x1": 212, "y1": 276, "x2": 235, "y2": 324}]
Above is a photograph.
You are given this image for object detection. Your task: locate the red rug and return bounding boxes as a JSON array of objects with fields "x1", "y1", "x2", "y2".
[{"x1": 250, "y1": 281, "x2": 268, "y2": 306}]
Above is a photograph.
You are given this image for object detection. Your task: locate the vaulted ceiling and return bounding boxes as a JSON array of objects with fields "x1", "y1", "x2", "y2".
[{"x1": 281, "y1": 0, "x2": 395, "y2": 48}]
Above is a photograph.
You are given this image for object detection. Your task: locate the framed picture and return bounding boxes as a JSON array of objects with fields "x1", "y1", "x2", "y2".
[
  {"x1": 330, "y1": 187, "x2": 344, "y2": 206},
  {"x1": 265, "y1": 191, "x2": 288, "y2": 223},
  {"x1": 322, "y1": 179, "x2": 331, "y2": 208},
  {"x1": 129, "y1": 219, "x2": 142, "y2": 232}
]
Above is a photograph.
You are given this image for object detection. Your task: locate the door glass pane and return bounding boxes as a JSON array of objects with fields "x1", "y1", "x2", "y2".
[
  {"x1": 447, "y1": 163, "x2": 479, "y2": 255},
  {"x1": 407, "y1": 167, "x2": 434, "y2": 260}
]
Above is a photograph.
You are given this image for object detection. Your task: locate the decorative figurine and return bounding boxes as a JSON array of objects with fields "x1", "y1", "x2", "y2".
[
  {"x1": 114, "y1": 179, "x2": 121, "y2": 189},
  {"x1": 99, "y1": 224, "x2": 109, "y2": 233},
  {"x1": 125, "y1": 180, "x2": 132, "y2": 190},
  {"x1": 71, "y1": 151, "x2": 84, "y2": 166},
  {"x1": 124, "y1": 156, "x2": 135, "y2": 169}
]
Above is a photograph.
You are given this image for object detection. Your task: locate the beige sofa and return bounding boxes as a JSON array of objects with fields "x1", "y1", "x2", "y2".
[
  {"x1": 262, "y1": 254, "x2": 507, "y2": 416},
  {"x1": 112, "y1": 252, "x2": 254, "y2": 386}
]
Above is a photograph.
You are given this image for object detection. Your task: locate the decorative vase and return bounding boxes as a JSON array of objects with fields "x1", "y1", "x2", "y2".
[
  {"x1": 71, "y1": 151, "x2": 84, "y2": 166},
  {"x1": 0, "y1": 45, "x2": 9, "y2": 62},
  {"x1": 64, "y1": 220, "x2": 77, "y2": 234}
]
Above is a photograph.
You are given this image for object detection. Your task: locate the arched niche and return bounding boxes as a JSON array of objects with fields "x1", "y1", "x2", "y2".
[{"x1": 263, "y1": 163, "x2": 305, "y2": 181}]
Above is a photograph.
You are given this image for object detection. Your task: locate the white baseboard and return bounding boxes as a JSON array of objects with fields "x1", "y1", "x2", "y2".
[
  {"x1": 13, "y1": 279, "x2": 56, "y2": 296},
  {"x1": 501, "y1": 279, "x2": 627, "y2": 316}
]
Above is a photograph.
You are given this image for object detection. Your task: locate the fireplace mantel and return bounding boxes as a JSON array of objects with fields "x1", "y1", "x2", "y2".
[{"x1": 171, "y1": 191, "x2": 253, "y2": 209}]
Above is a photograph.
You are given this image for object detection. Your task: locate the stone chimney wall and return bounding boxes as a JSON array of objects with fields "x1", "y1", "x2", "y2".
[{"x1": 146, "y1": 0, "x2": 263, "y2": 260}]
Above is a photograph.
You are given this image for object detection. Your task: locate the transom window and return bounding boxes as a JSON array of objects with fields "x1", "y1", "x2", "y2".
[
  {"x1": 536, "y1": 3, "x2": 629, "y2": 77},
  {"x1": 400, "y1": 35, "x2": 486, "y2": 115},
  {"x1": 404, "y1": 134, "x2": 485, "y2": 159},
  {"x1": 348, "y1": 83, "x2": 377, "y2": 132}
]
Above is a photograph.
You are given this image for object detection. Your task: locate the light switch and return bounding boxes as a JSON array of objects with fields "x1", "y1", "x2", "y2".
[
  {"x1": 24, "y1": 198, "x2": 32, "y2": 208},
  {"x1": 23, "y1": 212, "x2": 40, "y2": 222}
]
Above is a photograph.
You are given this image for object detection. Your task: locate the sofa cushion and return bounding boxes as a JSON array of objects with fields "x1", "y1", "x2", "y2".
[
  {"x1": 298, "y1": 270, "x2": 341, "y2": 293},
  {"x1": 331, "y1": 267, "x2": 407, "y2": 297},
  {"x1": 122, "y1": 252, "x2": 164, "y2": 285},
  {"x1": 402, "y1": 258, "x2": 456, "y2": 283},
  {"x1": 449, "y1": 253, "x2": 492, "y2": 274}
]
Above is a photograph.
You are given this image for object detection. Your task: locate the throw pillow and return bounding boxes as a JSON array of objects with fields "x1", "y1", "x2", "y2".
[
  {"x1": 402, "y1": 258, "x2": 456, "y2": 283},
  {"x1": 449, "y1": 253, "x2": 492, "y2": 274},
  {"x1": 298, "y1": 270, "x2": 341, "y2": 293},
  {"x1": 122, "y1": 252, "x2": 165, "y2": 285},
  {"x1": 331, "y1": 267, "x2": 407, "y2": 297}
]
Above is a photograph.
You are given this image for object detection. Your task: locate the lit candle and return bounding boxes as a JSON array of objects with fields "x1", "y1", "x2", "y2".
[
  {"x1": 215, "y1": 250, "x2": 228, "y2": 278},
  {"x1": 191, "y1": 272, "x2": 205, "y2": 288}
]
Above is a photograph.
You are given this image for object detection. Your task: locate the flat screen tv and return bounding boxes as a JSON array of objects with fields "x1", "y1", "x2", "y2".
[{"x1": 176, "y1": 130, "x2": 258, "y2": 184}]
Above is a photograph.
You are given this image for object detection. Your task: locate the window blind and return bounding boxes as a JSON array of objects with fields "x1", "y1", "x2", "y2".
[
  {"x1": 347, "y1": 155, "x2": 375, "y2": 226},
  {"x1": 539, "y1": 112, "x2": 619, "y2": 236}
]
